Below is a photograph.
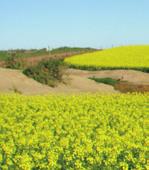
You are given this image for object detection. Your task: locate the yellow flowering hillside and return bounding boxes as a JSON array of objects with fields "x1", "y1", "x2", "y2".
[
  {"x1": 0, "y1": 94, "x2": 148, "y2": 169},
  {"x1": 65, "y1": 46, "x2": 149, "y2": 71}
]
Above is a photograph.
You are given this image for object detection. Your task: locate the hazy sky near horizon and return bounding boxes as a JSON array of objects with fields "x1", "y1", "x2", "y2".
[{"x1": 0, "y1": 0, "x2": 149, "y2": 50}]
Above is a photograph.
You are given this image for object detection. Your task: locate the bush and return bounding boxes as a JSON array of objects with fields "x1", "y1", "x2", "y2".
[
  {"x1": 68, "y1": 64, "x2": 149, "y2": 73},
  {"x1": 50, "y1": 47, "x2": 97, "y2": 54},
  {"x1": 89, "y1": 77, "x2": 120, "y2": 86},
  {"x1": 5, "y1": 53, "x2": 24, "y2": 69},
  {"x1": 23, "y1": 59, "x2": 67, "y2": 87}
]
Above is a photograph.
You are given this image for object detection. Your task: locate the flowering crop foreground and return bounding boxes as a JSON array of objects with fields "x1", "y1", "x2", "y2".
[{"x1": 0, "y1": 94, "x2": 148, "y2": 169}]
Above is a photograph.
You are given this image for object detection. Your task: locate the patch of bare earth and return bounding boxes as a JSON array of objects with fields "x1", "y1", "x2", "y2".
[
  {"x1": 67, "y1": 69, "x2": 149, "y2": 85},
  {"x1": 67, "y1": 69, "x2": 149, "y2": 93},
  {"x1": 115, "y1": 82, "x2": 149, "y2": 93},
  {"x1": 0, "y1": 68, "x2": 55, "y2": 95},
  {"x1": 0, "y1": 68, "x2": 117, "y2": 95},
  {"x1": 0, "y1": 68, "x2": 149, "y2": 95}
]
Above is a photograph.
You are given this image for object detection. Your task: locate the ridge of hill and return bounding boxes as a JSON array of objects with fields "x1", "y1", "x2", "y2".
[{"x1": 65, "y1": 45, "x2": 149, "y2": 72}]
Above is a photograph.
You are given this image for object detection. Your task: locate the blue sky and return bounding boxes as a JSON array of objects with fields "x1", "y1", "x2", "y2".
[{"x1": 0, "y1": 0, "x2": 149, "y2": 50}]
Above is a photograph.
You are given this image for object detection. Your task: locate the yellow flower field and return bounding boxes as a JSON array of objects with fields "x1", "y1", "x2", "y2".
[
  {"x1": 0, "y1": 93, "x2": 148, "y2": 169},
  {"x1": 65, "y1": 46, "x2": 149, "y2": 70}
]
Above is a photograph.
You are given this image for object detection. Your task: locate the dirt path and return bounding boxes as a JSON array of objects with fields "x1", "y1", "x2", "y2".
[{"x1": 0, "y1": 68, "x2": 149, "y2": 95}]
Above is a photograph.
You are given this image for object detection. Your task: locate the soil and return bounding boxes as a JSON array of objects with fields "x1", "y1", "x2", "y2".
[
  {"x1": 67, "y1": 69, "x2": 149, "y2": 85},
  {"x1": 115, "y1": 82, "x2": 149, "y2": 93},
  {"x1": 0, "y1": 68, "x2": 149, "y2": 95}
]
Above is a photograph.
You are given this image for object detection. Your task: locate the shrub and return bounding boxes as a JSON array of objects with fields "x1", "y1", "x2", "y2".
[
  {"x1": 23, "y1": 59, "x2": 67, "y2": 87},
  {"x1": 5, "y1": 53, "x2": 24, "y2": 69},
  {"x1": 50, "y1": 47, "x2": 97, "y2": 54},
  {"x1": 67, "y1": 64, "x2": 149, "y2": 73},
  {"x1": 89, "y1": 77, "x2": 120, "y2": 86}
]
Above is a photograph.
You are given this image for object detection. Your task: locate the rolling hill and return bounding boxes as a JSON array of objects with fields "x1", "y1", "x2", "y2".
[{"x1": 65, "y1": 45, "x2": 149, "y2": 72}]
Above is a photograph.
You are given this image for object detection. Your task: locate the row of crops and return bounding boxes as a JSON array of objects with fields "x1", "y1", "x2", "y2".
[
  {"x1": 0, "y1": 94, "x2": 148, "y2": 169},
  {"x1": 65, "y1": 46, "x2": 149, "y2": 71}
]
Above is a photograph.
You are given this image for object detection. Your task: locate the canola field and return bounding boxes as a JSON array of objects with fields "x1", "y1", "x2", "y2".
[
  {"x1": 65, "y1": 46, "x2": 149, "y2": 70},
  {"x1": 0, "y1": 94, "x2": 148, "y2": 169}
]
